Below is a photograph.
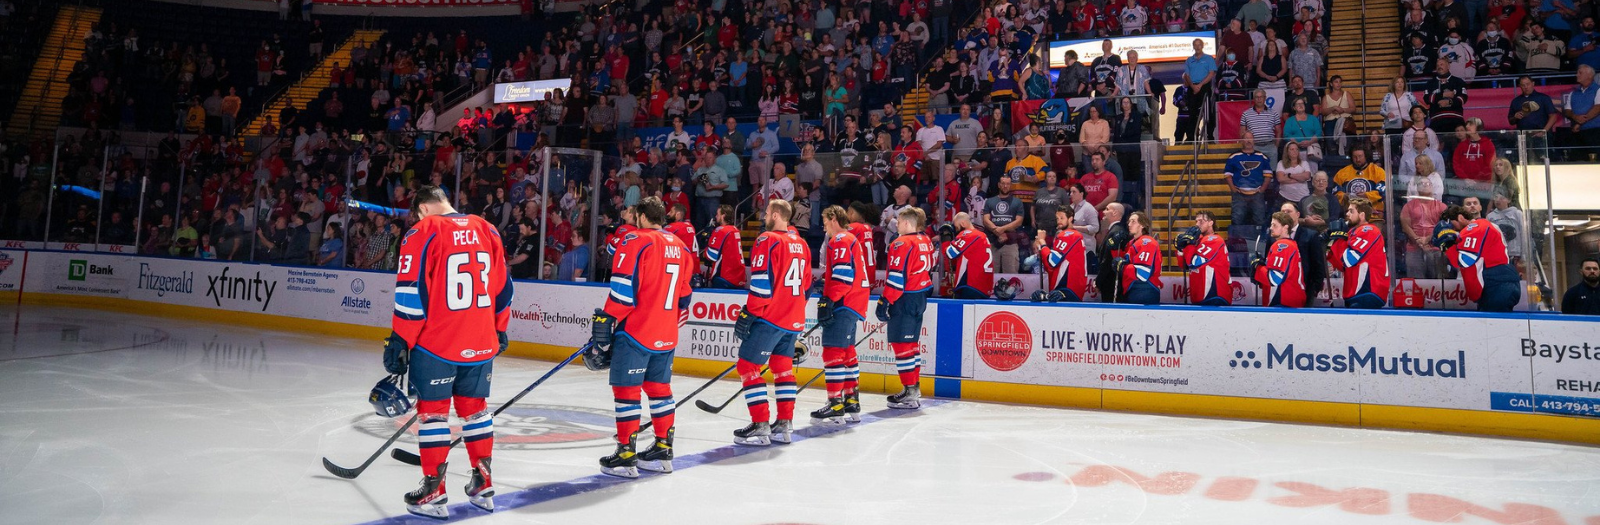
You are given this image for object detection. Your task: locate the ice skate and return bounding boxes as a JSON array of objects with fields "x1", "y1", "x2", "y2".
[
  {"x1": 771, "y1": 419, "x2": 794, "y2": 444},
  {"x1": 637, "y1": 427, "x2": 674, "y2": 473},
  {"x1": 733, "y1": 421, "x2": 772, "y2": 446},
  {"x1": 810, "y1": 397, "x2": 847, "y2": 425},
  {"x1": 887, "y1": 386, "x2": 921, "y2": 409},
  {"x1": 404, "y1": 462, "x2": 449, "y2": 520},
  {"x1": 464, "y1": 458, "x2": 494, "y2": 512},
  {"x1": 600, "y1": 433, "x2": 640, "y2": 478}
]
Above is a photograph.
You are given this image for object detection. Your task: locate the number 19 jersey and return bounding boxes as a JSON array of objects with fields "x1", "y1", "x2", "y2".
[
  {"x1": 746, "y1": 230, "x2": 814, "y2": 332},
  {"x1": 605, "y1": 229, "x2": 694, "y2": 352}
]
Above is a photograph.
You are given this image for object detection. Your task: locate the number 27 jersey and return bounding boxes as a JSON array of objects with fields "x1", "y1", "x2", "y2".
[{"x1": 747, "y1": 230, "x2": 813, "y2": 332}]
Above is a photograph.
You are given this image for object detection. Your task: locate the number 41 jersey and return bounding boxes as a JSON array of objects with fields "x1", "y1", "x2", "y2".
[
  {"x1": 392, "y1": 213, "x2": 513, "y2": 365},
  {"x1": 747, "y1": 229, "x2": 814, "y2": 332}
]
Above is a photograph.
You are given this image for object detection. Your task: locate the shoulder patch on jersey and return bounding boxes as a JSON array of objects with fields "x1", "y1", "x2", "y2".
[{"x1": 402, "y1": 228, "x2": 421, "y2": 245}]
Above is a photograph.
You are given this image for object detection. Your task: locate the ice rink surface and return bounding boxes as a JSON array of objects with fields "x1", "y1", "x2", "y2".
[{"x1": 2, "y1": 304, "x2": 1599, "y2": 525}]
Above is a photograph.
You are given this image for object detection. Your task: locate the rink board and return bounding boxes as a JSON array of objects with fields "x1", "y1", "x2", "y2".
[{"x1": 7, "y1": 249, "x2": 1600, "y2": 445}]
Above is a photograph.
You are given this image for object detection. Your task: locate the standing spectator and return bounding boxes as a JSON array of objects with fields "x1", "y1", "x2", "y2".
[
  {"x1": 1518, "y1": 23, "x2": 1565, "y2": 72},
  {"x1": 1401, "y1": 172, "x2": 1448, "y2": 278},
  {"x1": 556, "y1": 229, "x2": 590, "y2": 281},
  {"x1": 1183, "y1": 39, "x2": 1216, "y2": 139},
  {"x1": 983, "y1": 178, "x2": 1025, "y2": 274},
  {"x1": 221, "y1": 88, "x2": 241, "y2": 136},
  {"x1": 1321, "y1": 76, "x2": 1356, "y2": 155},
  {"x1": 1453, "y1": 118, "x2": 1497, "y2": 195},
  {"x1": 1239, "y1": 89, "x2": 1282, "y2": 167},
  {"x1": 1509, "y1": 75, "x2": 1558, "y2": 155},
  {"x1": 1570, "y1": 16, "x2": 1600, "y2": 71},
  {"x1": 317, "y1": 222, "x2": 344, "y2": 267},
  {"x1": 1563, "y1": 65, "x2": 1600, "y2": 159},
  {"x1": 1054, "y1": 50, "x2": 1092, "y2": 98},
  {"x1": 1276, "y1": 142, "x2": 1315, "y2": 208},
  {"x1": 1399, "y1": 133, "x2": 1447, "y2": 201},
  {"x1": 1334, "y1": 147, "x2": 1388, "y2": 216},
  {"x1": 1477, "y1": 20, "x2": 1516, "y2": 79},
  {"x1": 1561, "y1": 257, "x2": 1600, "y2": 314},
  {"x1": 1226, "y1": 132, "x2": 1272, "y2": 232},
  {"x1": 1381, "y1": 77, "x2": 1420, "y2": 138},
  {"x1": 1080, "y1": 150, "x2": 1122, "y2": 213}
]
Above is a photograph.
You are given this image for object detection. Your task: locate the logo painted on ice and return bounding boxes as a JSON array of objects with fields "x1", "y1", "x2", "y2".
[
  {"x1": 355, "y1": 404, "x2": 616, "y2": 449},
  {"x1": 1229, "y1": 344, "x2": 1467, "y2": 378},
  {"x1": 975, "y1": 311, "x2": 1032, "y2": 372}
]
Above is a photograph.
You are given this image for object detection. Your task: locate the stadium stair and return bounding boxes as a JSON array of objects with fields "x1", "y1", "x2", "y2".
[
  {"x1": 1326, "y1": 0, "x2": 1401, "y2": 133},
  {"x1": 6, "y1": 5, "x2": 100, "y2": 139},
  {"x1": 240, "y1": 29, "x2": 385, "y2": 139},
  {"x1": 1150, "y1": 142, "x2": 1237, "y2": 274}
]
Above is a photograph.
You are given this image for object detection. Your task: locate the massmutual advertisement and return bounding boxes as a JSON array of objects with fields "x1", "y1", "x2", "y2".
[{"x1": 1048, "y1": 31, "x2": 1216, "y2": 67}]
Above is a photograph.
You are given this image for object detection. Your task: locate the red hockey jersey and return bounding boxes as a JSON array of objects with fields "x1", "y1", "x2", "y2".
[
  {"x1": 605, "y1": 229, "x2": 694, "y2": 352},
  {"x1": 1256, "y1": 238, "x2": 1306, "y2": 307},
  {"x1": 823, "y1": 230, "x2": 871, "y2": 318},
  {"x1": 1445, "y1": 218, "x2": 1513, "y2": 301},
  {"x1": 847, "y1": 223, "x2": 878, "y2": 289},
  {"x1": 1121, "y1": 235, "x2": 1163, "y2": 293},
  {"x1": 1329, "y1": 223, "x2": 1391, "y2": 304},
  {"x1": 885, "y1": 233, "x2": 936, "y2": 303},
  {"x1": 704, "y1": 224, "x2": 747, "y2": 286},
  {"x1": 944, "y1": 228, "x2": 994, "y2": 297},
  {"x1": 1041, "y1": 229, "x2": 1089, "y2": 299},
  {"x1": 606, "y1": 224, "x2": 638, "y2": 256},
  {"x1": 664, "y1": 220, "x2": 699, "y2": 273},
  {"x1": 1180, "y1": 233, "x2": 1231, "y2": 305},
  {"x1": 392, "y1": 213, "x2": 513, "y2": 365},
  {"x1": 746, "y1": 229, "x2": 813, "y2": 332}
]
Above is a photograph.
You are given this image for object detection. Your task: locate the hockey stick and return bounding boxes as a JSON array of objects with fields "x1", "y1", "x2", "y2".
[
  {"x1": 323, "y1": 412, "x2": 418, "y2": 479},
  {"x1": 696, "y1": 320, "x2": 885, "y2": 412},
  {"x1": 641, "y1": 362, "x2": 738, "y2": 432},
  {"x1": 693, "y1": 321, "x2": 826, "y2": 414},
  {"x1": 389, "y1": 344, "x2": 589, "y2": 466}
]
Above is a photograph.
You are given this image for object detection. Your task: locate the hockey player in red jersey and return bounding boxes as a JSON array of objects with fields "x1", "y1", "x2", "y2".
[
  {"x1": 589, "y1": 197, "x2": 694, "y2": 477},
  {"x1": 878, "y1": 206, "x2": 935, "y2": 409},
  {"x1": 846, "y1": 202, "x2": 880, "y2": 290},
  {"x1": 731, "y1": 199, "x2": 814, "y2": 445},
  {"x1": 1034, "y1": 208, "x2": 1089, "y2": 302},
  {"x1": 1115, "y1": 211, "x2": 1163, "y2": 305},
  {"x1": 1435, "y1": 205, "x2": 1519, "y2": 312},
  {"x1": 1254, "y1": 212, "x2": 1307, "y2": 307},
  {"x1": 607, "y1": 207, "x2": 638, "y2": 258},
  {"x1": 943, "y1": 212, "x2": 995, "y2": 299},
  {"x1": 664, "y1": 203, "x2": 699, "y2": 274},
  {"x1": 382, "y1": 186, "x2": 513, "y2": 519},
  {"x1": 1176, "y1": 211, "x2": 1231, "y2": 306},
  {"x1": 703, "y1": 205, "x2": 747, "y2": 289},
  {"x1": 810, "y1": 205, "x2": 872, "y2": 424},
  {"x1": 1327, "y1": 197, "x2": 1390, "y2": 308}
]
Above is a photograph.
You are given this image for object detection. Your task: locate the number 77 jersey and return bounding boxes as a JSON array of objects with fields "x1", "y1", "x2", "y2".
[
  {"x1": 746, "y1": 230, "x2": 814, "y2": 332},
  {"x1": 392, "y1": 213, "x2": 513, "y2": 365},
  {"x1": 605, "y1": 229, "x2": 694, "y2": 351}
]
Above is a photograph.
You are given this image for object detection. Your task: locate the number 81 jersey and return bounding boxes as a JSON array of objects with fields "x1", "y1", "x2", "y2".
[
  {"x1": 746, "y1": 229, "x2": 814, "y2": 332},
  {"x1": 393, "y1": 213, "x2": 513, "y2": 365}
]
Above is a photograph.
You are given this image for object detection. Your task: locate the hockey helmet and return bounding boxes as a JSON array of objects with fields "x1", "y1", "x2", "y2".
[
  {"x1": 994, "y1": 277, "x2": 1021, "y2": 301},
  {"x1": 690, "y1": 274, "x2": 708, "y2": 289},
  {"x1": 369, "y1": 374, "x2": 414, "y2": 418},
  {"x1": 793, "y1": 339, "x2": 810, "y2": 365}
]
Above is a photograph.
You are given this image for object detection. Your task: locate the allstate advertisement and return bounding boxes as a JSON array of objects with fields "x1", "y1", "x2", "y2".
[{"x1": 965, "y1": 303, "x2": 1535, "y2": 413}]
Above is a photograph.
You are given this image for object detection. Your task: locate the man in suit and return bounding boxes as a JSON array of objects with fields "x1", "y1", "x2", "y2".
[
  {"x1": 1096, "y1": 203, "x2": 1130, "y2": 303},
  {"x1": 1279, "y1": 202, "x2": 1327, "y2": 304}
]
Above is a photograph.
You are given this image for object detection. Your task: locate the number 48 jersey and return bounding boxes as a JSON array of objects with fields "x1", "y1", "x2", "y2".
[
  {"x1": 606, "y1": 229, "x2": 694, "y2": 351},
  {"x1": 392, "y1": 213, "x2": 513, "y2": 365},
  {"x1": 747, "y1": 230, "x2": 814, "y2": 332}
]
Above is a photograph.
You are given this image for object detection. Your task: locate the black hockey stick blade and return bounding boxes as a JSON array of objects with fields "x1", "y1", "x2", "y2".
[
  {"x1": 324, "y1": 412, "x2": 419, "y2": 478},
  {"x1": 391, "y1": 344, "x2": 590, "y2": 466},
  {"x1": 695, "y1": 365, "x2": 770, "y2": 414}
]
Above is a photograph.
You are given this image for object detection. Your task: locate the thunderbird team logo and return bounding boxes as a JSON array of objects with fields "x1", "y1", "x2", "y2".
[{"x1": 1023, "y1": 99, "x2": 1073, "y2": 127}]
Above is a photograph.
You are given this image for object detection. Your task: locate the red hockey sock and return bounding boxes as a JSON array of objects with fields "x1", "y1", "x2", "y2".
[
  {"x1": 611, "y1": 386, "x2": 643, "y2": 444},
  {"x1": 843, "y1": 348, "x2": 860, "y2": 395},
  {"x1": 892, "y1": 342, "x2": 921, "y2": 387},
  {"x1": 415, "y1": 399, "x2": 452, "y2": 477},
  {"x1": 641, "y1": 381, "x2": 675, "y2": 438},
  {"x1": 737, "y1": 359, "x2": 769, "y2": 423},
  {"x1": 770, "y1": 355, "x2": 796, "y2": 420},
  {"x1": 453, "y1": 396, "x2": 492, "y2": 471},
  {"x1": 822, "y1": 346, "x2": 847, "y2": 398}
]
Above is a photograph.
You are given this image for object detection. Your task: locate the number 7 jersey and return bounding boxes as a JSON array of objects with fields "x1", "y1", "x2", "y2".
[
  {"x1": 392, "y1": 213, "x2": 513, "y2": 365},
  {"x1": 606, "y1": 229, "x2": 694, "y2": 351},
  {"x1": 746, "y1": 229, "x2": 814, "y2": 332}
]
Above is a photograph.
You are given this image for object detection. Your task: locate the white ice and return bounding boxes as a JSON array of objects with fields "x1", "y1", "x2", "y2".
[{"x1": 2, "y1": 305, "x2": 1598, "y2": 525}]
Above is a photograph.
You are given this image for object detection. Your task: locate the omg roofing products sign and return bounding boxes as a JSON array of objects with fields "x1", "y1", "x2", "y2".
[
  {"x1": 681, "y1": 290, "x2": 938, "y2": 376},
  {"x1": 1498, "y1": 320, "x2": 1600, "y2": 418},
  {"x1": 968, "y1": 305, "x2": 1529, "y2": 412}
]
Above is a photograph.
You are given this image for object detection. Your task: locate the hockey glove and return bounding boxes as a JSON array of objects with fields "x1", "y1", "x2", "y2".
[
  {"x1": 875, "y1": 299, "x2": 891, "y2": 322},
  {"x1": 497, "y1": 331, "x2": 509, "y2": 356},
  {"x1": 1250, "y1": 257, "x2": 1265, "y2": 273},
  {"x1": 1327, "y1": 228, "x2": 1348, "y2": 243},
  {"x1": 583, "y1": 341, "x2": 613, "y2": 371},
  {"x1": 733, "y1": 309, "x2": 755, "y2": 341},
  {"x1": 1174, "y1": 226, "x2": 1200, "y2": 250},
  {"x1": 816, "y1": 296, "x2": 836, "y2": 326},
  {"x1": 382, "y1": 332, "x2": 410, "y2": 375},
  {"x1": 590, "y1": 309, "x2": 617, "y2": 348},
  {"x1": 1431, "y1": 221, "x2": 1460, "y2": 249},
  {"x1": 1112, "y1": 257, "x2": 1130, "y2": 275}
]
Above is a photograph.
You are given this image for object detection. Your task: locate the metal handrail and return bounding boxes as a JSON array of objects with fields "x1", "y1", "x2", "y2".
[
  {"x1": 245, "y1": 29, "x2": 383, "y2": 138},
  {"x1": 23, "y1": 0, "x2": 87, "y2": 137}
]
